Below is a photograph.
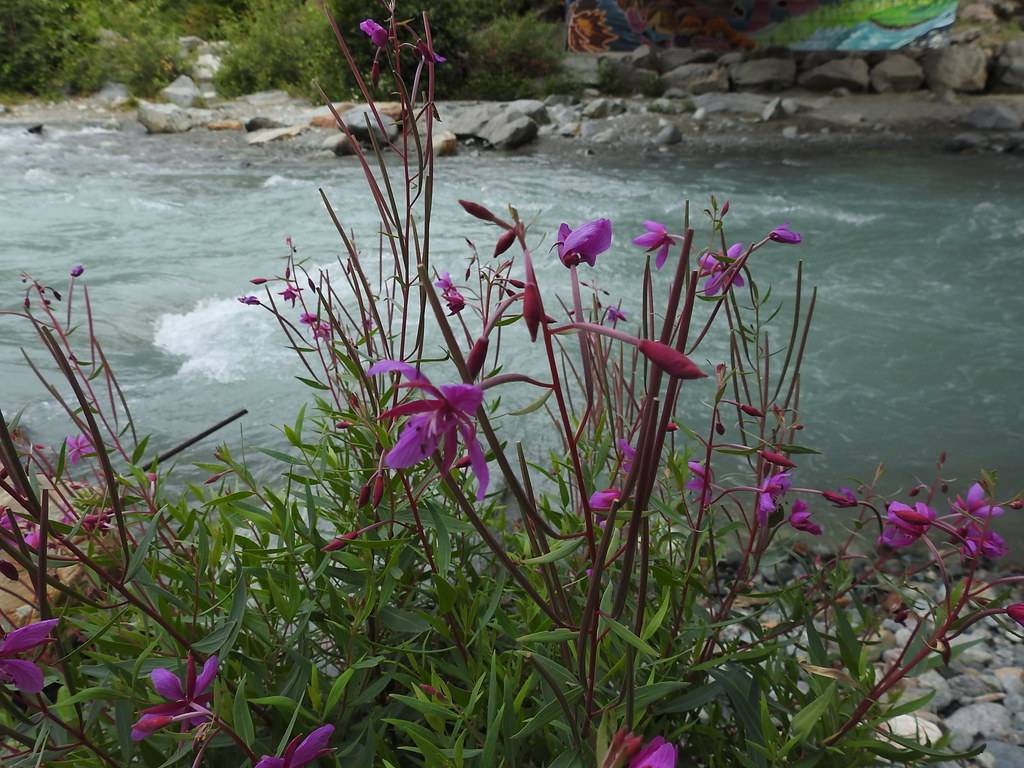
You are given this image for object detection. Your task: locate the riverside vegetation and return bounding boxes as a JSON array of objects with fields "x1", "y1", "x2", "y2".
[{"x1": 1, "y1": 4, "x2": 1023, "y2": 768}]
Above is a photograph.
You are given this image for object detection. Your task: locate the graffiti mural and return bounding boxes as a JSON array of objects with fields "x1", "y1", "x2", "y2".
[{"x1": 565, "y1": 0, "x2": 958, "y2": 51}]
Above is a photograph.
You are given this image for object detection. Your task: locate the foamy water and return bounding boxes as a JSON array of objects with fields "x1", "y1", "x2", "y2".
[{"x1": 1, "y1": 124, "x2": 1023, "y2": 544}]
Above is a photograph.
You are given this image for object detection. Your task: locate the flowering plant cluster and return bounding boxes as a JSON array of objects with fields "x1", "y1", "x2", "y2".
[{"x1": 0, "y1": 4, "x2": 1021, "y2": 768}]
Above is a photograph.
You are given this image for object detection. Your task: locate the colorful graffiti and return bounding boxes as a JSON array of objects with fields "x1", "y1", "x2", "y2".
[{"x1": 565, "y1": 0, "x2": 958, "y2": 51}]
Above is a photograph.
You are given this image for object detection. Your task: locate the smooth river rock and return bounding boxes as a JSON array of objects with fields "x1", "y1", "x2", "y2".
[
  {"x1": 660, "y1": 63, "x2": 729, "y2": 95},
  {"x1": 137, "y1": 101, "x2": 191, "y2": 133},
  {"x1": 729, "y1": 58, "x2": 796, "y2": 91},
  {"x1": 798, "y1": 58, "x2": 870, "y2": 92},
  {"x1": 924, "y1": 45, "x2": 989, "y2": 93},
  {"x1": 160, "y1": 75, "x2": 200, "y2": 108},
  {"x1": 870, "y1": 54, "x2": 925, "y2": 93},
  {"x1": 480, "y1": 114, "x2": 538, "y2": 149},
  {"x1": 944, "y1": 702, "x2": 1013, "y2": 751},
  {"x1": 962, "y1": 103, "x2": 1023, "y2": 131}
]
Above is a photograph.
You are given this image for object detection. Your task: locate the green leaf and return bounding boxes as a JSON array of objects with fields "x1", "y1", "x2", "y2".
[
  {"x1": 518, "y1": 629, "x2": 578, "y2": 644},
  {"x1": 233, "y1": 676, "x2": 255, "y2": 748},
  {"x1": 834, "y1": 608, "x2": 862, "y2": 679},
  {"x1": 521, "y1": 536, "x2": 583, "y2": 565},
  {"x1": 641, "y1": 587, "x2": 672, "y2": 641},
  {"x1": 604, "y1": 618, "x2": 658, "y2": 657},
  {"x1": 324, "y1": 668, "x2": 355, "y2": 715},
  {"x1": 379, "y1": 606, "x2": 430, "y2": 634},
  {"x1": 192, "y1": 575, "x2": 247, "y2": 655},
  {"x1": 790, "y1": 682, "x2": 835, "y2": 742},
  {"x1": 125, "y1": 509, "x2": 164, "y2": 582}
]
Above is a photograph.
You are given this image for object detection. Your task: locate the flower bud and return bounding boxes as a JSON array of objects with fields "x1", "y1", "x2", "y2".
[
  {"x1": 1010, "y1": 499, "x2": 1023, "y2": 510},
  {"x1": 523, "y1": 282, "x2": 543, "y2": 342},
  {"x1": 759, "y1": 450, "x2": 795, "y2": 468},
  {"x1": 419, "y1": 684, "x2": 441, "y2": 697},
  {"x1": 908, "y1": 486, "x2": 921, "y2": 497},
  {"x1": 372, "y1": 473, "x2": 385, "y2": 508},
  {"x1": 466, "y1": 337, "x2": 489, "y2": 379},
  {"x1": 357, "y1": 482, "x2": 371, "y2": 508},
  {"x1": 458, "y1": 199, "x2": 500, "y2": 224},
  {"x1": 494, "y1": 229, "x2": 516, "y2": 257},
  {"x1": 822, "y1": 490, "x2": 857, "y2": 508},
  {"x1": 322, "y1": 532, "x2": 358, "y2": 551},
  {"x1": 666, "y1": 421, "x2": 678, "y2": 432},
  {"x1": 371, "y1": 59, "x2": 381, "y2": 89},
  {"x1": 720, "y1": 200, "x2": 730, "y2": 217},
  {"x1": 250, "y1": 278, "x2": 268, "y2": 285},
  {"x1": 70, "y1": 265, "x2": 85, "y2": 278},
  {"x1": 637, "y1": 340, "x2": 706, "y2": 380},
  {"x1": 1007, "y1": 603, "x2": 1024, "y2": 627},
  {"x1": 133, "y1": 715, "x2": 174, "y2": 734},
  {"x1": 938, "y1": 451, "x2": 947, "y2": 464},
  {"x1": 0, "y1": 560, "x2": 18, "y2": 580},
  {"x1": 508, "y1": 279, "x2": 526, "y2": 289},
  {"x1": 740, "y1": 404, "x2": 764, "y2": 418},
  {"x1": 335, "y1": 420, "x2": 353, "y2": 429},
  {"x1": 715, "y1": 420, "x2": 725, "y2": 436}
]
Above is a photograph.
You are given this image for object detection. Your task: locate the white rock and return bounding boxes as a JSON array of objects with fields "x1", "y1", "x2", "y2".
[
  {"x1": 160, "y1": 75, "x2": 200, "y2": 108},
  {"x1": 246, "y1": 125, "x2": 306, "y2": 144},
  {"x1": 136, "y1": 101, "x2": 191, "y2": 133},
  {"x1": 880, "y1": 714, "x2": 943, "y2": 746}
]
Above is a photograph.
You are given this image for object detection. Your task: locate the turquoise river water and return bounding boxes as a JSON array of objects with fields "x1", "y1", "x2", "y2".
[{"x1": 1, "y1": 125, "x2": 1023, "y2": 546}]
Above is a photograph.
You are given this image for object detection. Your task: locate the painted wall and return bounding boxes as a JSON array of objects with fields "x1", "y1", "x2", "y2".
[{"x1": 565, "y1": 0, "x2": 958, "y2": 51}]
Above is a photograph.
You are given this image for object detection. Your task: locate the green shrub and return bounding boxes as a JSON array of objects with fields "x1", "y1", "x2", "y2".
[
  {"x1": 458, "y1": 13, "x2": 564, "y2": 100},
  {"x1": 0, "y1": 0, "x2": 99, "y2": 95},
  {"x1": 89, "y1": 1, "x2": 182, "y2": 96}
]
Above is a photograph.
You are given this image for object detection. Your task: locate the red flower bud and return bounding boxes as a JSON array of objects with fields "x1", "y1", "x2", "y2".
[
  {"x1": 715, "y1": 420, "x2": 725, "y2": 435},
  {"x1": 454, "y1": 455, "x2": 471, "y2": 469},
  {"x1": 1009, "y1": 499, "x2": 1023, "y2": 510},
  {"x1": 372, "y1": 473, "x2": 385, "y2": 508},
  {"x1": 371, "y1": 59, "x2": 381, "y2": 88},
  {"x1": 740, "y1": 404, "x2": 764, "y2": 418},
  {"x1": 523, "y1": 282, "x2": 543, "y2": 342},
  {"x1": 666, "y1": 421, "x2": 679, "y2": 432},
  {"x1": 0, "y1": 560, "x2": 18, "y2": 580},
  {"x1": 759, "y1": 450, "x2": 795, "y2": 468},
  {"x1": 494, "y1": 229, "x2": 516, "y2": 257},
  {"x1": 822, "y1": 490, "x2": 858, "y2": 508},
  {"x1": 204, "y1": 471, "x2": 229, "y2": 485},
  {"x1": 335, "y1": 420, "x2": 353, "y2": 429},
  {"x1": 508, "y1": 279, "x2": 526, "y2": 289},
  {"x1": 466, "y1": 337, "x2": 489, "y2": 379},
  {"x1": 322, "y1": 531, "x2": 359, "y2": 552},
  {"x1": 419, "y1": 684, "x2": 441, "y2": 697},
  {"x1": 1007, "y1": 603, "x2": 1024, "y2": 627},
  {"x1": 721, "y1": 200, "x2": 730, "y2": 217},
  {"x1": 938, "y1": 451, "x2": 947, "y2": 464},
  {"x1": 134, "y1": 715, "x2": 174, "y2": 734},
  {"x1": 458, "y1": 199, "x2": 500, "y2": 224},
  {"x1": 908, "y1": 486, "x2": 921, "y2": 497},
  {"x1": 357, "y1": 482, "x2": 371, "y2": 508},
  {"x1": 250, "y1": 278, "x2": 268, "y2": 285},
  {"x1": 637, "y1": 340, "x2": 707, "y2": 380}
]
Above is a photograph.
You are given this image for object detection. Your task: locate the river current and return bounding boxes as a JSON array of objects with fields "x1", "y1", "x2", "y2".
[{"x1": 2, "y1": 124, "x2": 1022, "y2": 545}]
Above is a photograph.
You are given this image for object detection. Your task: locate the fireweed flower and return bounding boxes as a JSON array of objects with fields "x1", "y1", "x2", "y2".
[
  {"x1": 822, "y1": 487, "x2": 858, "y2": 508},
  {"x1": 131, "y1": 655, "x2": 218, "y2": 741},
  {"x1": 697, "y1": 244, "x2": 745, "y2": 295},
  {"x1": 617, "y1": 439, "x2": 635, "y2": 475},
  {"x1": 878, "y1": 501, "x2": 935, "y2": 549},
  {"x1": 279, "y1": 284, "x2": 302, "y2": 306},
  {"x1": 952, "y1": 482, "x2": 1004, "y2": 521},
  {"x1": 961, "y1": 525, "x2": 1007, "y2": 559},
  {"x1": 238, "y1": 296, "x2": 260, "y2": 305},
  {"x1": 590, "y1": 488, "x2": 621, "y2": 511},
  {"x1": 65, "y1": 434, "x2": 94, "y2": 465},
  {"x1": 368, "y1": 360, "x2": 489, "y2": 500},
  {"x1": 556, "y1": 218, "x2": 612, "y2": 268},
  {"x1": 70, "y1": 264, "x2": 84, "y2": 278},
  {"x1": 685, "y1": 461, "x2": 712, "y2": 504},
  {"x1": 769, "y1": 224, "x2": 801, "y2": 244},
  {"x1": 435, "y1": 272, "x2": 465, "y2": 315},
  {"x1": 632, "y1": 221, "x2": 678, "y2": 270},
  {"x1": 299, "y1": 312, "x2": 318, "y2": 325},
  {"x1": 629, "y1": 736, "x2": 677, "y2": 768},
  {"x1": 255, "y1": 724, "x2": 335, "y2": 768},
  {"x1": 416, "y1": 40, "x2": 446, "y2": 63},
  {"x1": 605, "y1": 305, "x2": 627, "y2": 327},
  {"x1": 757, "y1": 471, "x2": 791, "y2": 524},
  {"x1": 0, "y1": 618, "x2": 58, "y2": 693},
  {"x1": 359, "y1": 18, "x2": 388, "y2": 47},
  {"x1": 788, "y1": 499, "x2": 822, "y2": 536},
  {"x1": 312, "y1": 321, "x2": 331, "y2": 341}
]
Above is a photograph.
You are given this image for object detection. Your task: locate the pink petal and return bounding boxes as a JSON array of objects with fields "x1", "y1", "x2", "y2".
[
  {"x1": 563, "y1": 218, "x2": 612, "y2": 267},
  {"x1": 0, "y1": 659, "x2": 44, "y2": 693},
  {"x1": 380, "y1": 400, "x2": 443, "y2": 420},
  {"x1": 0, "y1": 618, "x2": 58, "y2": 654},
  {"x1": 367, "y1": 359, "x2": 420, "y2": 380},
  {"x1": 642, "y1": 220, "x2": 667, "y2": 234},
  {"x1": 150, "y1": 668, "x2": 183, "y2": 700},
  {"x1": 632, "y1": 231, "x2": 663, "y2": 249},
  {"x1": 460, "y1": 424, "x2": 489, "y2": 501},
  {"x1": 438, "y1": 383, "x2": 484, "y2": 415},
  {"x1": 727, "y1": 242, "x2": 744, "y2": 259},
  {"x1": 291, "y1": 725, "x2": 335, "y2": 766},
  {"x1": 254, "y1": 759, "x2": 286, "y2": 768},
  {"x1": 386, "y1": 414, "x2": 441, "y2": 468},
  {"x1": 966, "y1": 482, "x2": 986, "y2": 511},
  {"x1": 194, "y1": 655, "x2": 218, "y2": 696},
  {"x1": 654, "y1": 242, "x2": 670, "y2": 270}
]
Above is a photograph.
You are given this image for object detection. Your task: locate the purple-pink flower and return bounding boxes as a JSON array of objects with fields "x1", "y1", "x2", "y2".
[
  {"x1": 255, "y1": 724, "x2": 335, "y2": 768},
  {"x1": 556, "y1": 219, "x2": 612, "y2": 268},
  {"x1": 685, "y1": 461, "x2": 713, "y2": 504},
  {"x1": 952, "y1": 482, "x2": 1003, "y2": 521},
  {"x1": 131, "y1": 654, "x2": 218, "y2": 741},
  {"x1": 359, "y1": 18, "x2": 388, "y2": 47},
  {"x1": 279, "y1": 284, "x2": 302, "y2": 306},
  {"x1": 617, "y1": 439, "x2": 635, "y2": 475},
  {"x1": 0, "y1": 618, "x2": 58, "y2": 693},
  {"x1": 698, "y1": 244, "x2": 745, "y2": 296},
  {"x1": 70, "y1": 265, "x2": 84, "y2": 278},
  {"x1": 65, "y1": 434, "x2": 94, "y2": 465},
  {"x1": 299, "y1": 312, "x2": 318, "y2": 325},
  {"x1": 238, "y1": 296, "x2": 260, "y2": 306},
  {"x1": 961, "y1": 525, "x2": 1007, "y2": 559},
  {"x1": 632, "y1": 221, "x2": 678, "y2": 270},
  {"x1": 590, "y1": 488, "x2": 621, "y2": 511},
  {"x1": 822, "y1": 487, "x2": 858, "y2": 508},
  {"x1": 368, "y1": 360, "x2": 489, "y2": 500},
  {"x1": 435, "y1": 272, "x2": 465, "y2": 315},
  {"x1": 757, "y1": 471, "x2": 791, "y2": 524},
  {"x1": 605, "y1": 305, "x2": 627, "y2": 327},
  {"x1": 629, "y1": 736, "x2": 677, "y2": 768},
  {"x1": 788, "y1": 499, "x2": 821, "y2": 536},
  {"x1": 878, "y1": 501, "x2": 935, "y2": 549},
  {"x1": 769, "y1": 224, "x2": 801, "y2": 244}
]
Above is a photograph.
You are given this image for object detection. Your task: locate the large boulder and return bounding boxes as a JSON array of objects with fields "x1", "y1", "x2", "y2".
[
  {"x1": 160, "y1": 74, "x2": 200, "y2": 108},
  {"x1": 626, "y1": 44, "x2": 659, "y2": 71},
  {"x1": 962, "y1": 103, "x2": 1023, "y2": 131},
  {"x1": 582, "y1": 97, "x2": 626, "y2": 118},
  {"x1": 599, "y1": 58, "x2": 661, "y2": 95},
  {"x1": 944, "y1": 702, "x2": 1012, "y2": 751},
  {"x1": 923, "y1": 45, "x2": 989, "y2": 93},
  {"x1": 136, "y1": 101, "x2": 191, "y2": 133},
  {"x1": 341, "y1": 105, "x2": 399, "y2": 145},
  {"x1": 729, "y1": 58, "x2": 796, "y2": 90},
  {"x1": 993, "y1": 39, "x2": 1024, "y2": 92},
  {"x1": 446, "y1": 103, "x2": 504, "y2": 138},
  {"x1": 506, "y1": 99, "x2": 550, "y2": 124},
  {"x1": 798, "y1": 58, "x2": 870, "y2": 91},
  {"x1": 479, "y1": 114, "x2": 538, "y2": 149},
  {"x1": 660, "y1": 63, "x2": 729, "y2": 94},
  {"x1": 869, "y1": 54, "x2": 924, "y2": 93},
  {"x1": 659, "y1": 47, "x2": 717, "y2": 72}
]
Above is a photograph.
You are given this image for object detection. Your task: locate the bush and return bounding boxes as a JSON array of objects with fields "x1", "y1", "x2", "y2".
[
  {"x1": 458, "y1": 14, "x2": 565, "y2": 100},
  {"x1": 0, "y1": 0, "x2": 100, "y2": 95},
  {"x1": 90, "y1": 1, "x2": 182, "y2": 97}
]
